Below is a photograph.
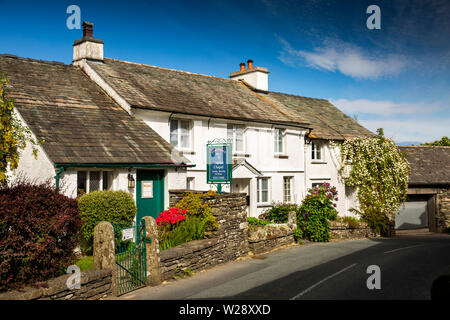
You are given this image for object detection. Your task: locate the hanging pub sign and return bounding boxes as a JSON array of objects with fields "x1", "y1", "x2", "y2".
[{"x1": 206, "y1": 138, "x2": 232, "y2": 193}]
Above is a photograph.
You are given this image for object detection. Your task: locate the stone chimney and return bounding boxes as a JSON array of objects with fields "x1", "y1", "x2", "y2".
[
  {"x1": 73, "y1": 21, "x2": 104, "y2": 65},
  {"x1": 229, "y1": 59, "x2": 269, "y2": 92}
]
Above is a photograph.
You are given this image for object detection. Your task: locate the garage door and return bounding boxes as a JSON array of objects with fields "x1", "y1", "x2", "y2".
[{"x1": 395, "y1": 201, "x2": 428, "y2": 230}]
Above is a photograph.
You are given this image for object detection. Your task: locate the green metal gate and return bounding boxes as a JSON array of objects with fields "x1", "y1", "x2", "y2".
[{"x1": 114, "y1": 219, "x2": 148, "y2": 296}]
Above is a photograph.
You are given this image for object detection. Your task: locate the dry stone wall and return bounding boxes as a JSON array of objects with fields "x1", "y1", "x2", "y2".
[
  {"x1": 329, "y1": 221, "x2": 378, "y2": 240},
  {"x1": 0, "y1": 269, "x2": 111, "y2": 300},
  {"x1": 437, "y1": 188, "x2": 450, "y2": 231},
  {"x1": 160, "y1": 190, "x2": 249, "y2": 280}
]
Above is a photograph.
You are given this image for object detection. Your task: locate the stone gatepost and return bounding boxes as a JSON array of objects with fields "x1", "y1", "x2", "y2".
[
  {"x1": 93, "y1": 221, "x2": 117, "y2": 295},
  {"x1": 287, "y1": 211, "x2": 297, "y2": 230},
  {"x1": 143, "y1": 216, "x2": 162, "y2": 286}
]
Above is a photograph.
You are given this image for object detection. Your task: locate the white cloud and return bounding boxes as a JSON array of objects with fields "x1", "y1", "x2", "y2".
[
  {"x1": 278, "y1": 38, "x2": 410, "y2": 79},
  {"x1": 330, "y1": 99, "x2": 446, "y2": 116},
  {"x1": 359, "y1": 117, "x2": 450, "y2": 144},
  {"x1": 330, "y1": 98, "x2": 449, "y2": 143}
]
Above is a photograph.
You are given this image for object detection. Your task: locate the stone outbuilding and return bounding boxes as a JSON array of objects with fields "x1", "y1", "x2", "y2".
[{"x1": 397, "y1": 146, "x2": 450, "y2": 232}]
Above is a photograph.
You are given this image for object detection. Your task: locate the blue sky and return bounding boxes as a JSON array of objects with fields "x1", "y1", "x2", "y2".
[{"x1": 1, "y1": 0, "x2": 449, "y2": 144}]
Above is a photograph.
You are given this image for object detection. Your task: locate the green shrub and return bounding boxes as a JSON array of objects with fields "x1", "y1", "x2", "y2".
[
  {"x1": 293, "y1": 227, "x2": 303, "y2": 242},
  {"x1": 296, "y1": 183, "x2": 338, "y2": 242},
  {"x1": 174, "y1": 192, "x2": 218, "y2": 231},
  {"x1": 262, "y1": 202, "x2": 299, "y2": 223},
  {"x1": 339, "y1": 216, "x2": 360, "y2": 229},
  {"x1": 78, "y1": 190, "x2": 137, "y2": 255},
  {"x1": 159, "y1": 216, "x2": 207, "y2": 250},
  {"x1": 247, "y1": 217, "x2": 272, "y2": 226}
]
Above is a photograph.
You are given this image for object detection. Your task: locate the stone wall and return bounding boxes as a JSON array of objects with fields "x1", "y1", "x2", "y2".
[
  {"x1": 248, "y1": 224, "x2": 295, "y2": 254},
  {"x1": 0, "y1": 269, "x2": 111, "y2": 300},
  {"x1": 329, "y1": 221, "x2": 379, "y2": 240},
  {"x1": 437, "y1": 188, "x2": 450, "y2": 232},
  {"x1": 160, "y1": 190, "x2": 248, "y2": 280}
]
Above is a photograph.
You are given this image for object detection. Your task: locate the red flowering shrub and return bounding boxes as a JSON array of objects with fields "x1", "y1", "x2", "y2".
[
  {"x1": 155, "y1": 208, "x2": 187, "y2": 227},
  {"x1": 0, "y1": 181, "x2": 82, "y2": 291},
  {"x1": 156, "y1": 207, "x2": 207, "y2": 250}
]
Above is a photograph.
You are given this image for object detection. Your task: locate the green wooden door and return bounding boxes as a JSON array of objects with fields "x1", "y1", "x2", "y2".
[{"x1": 136, "y1": 170, "x2": 165, "y2": 222}]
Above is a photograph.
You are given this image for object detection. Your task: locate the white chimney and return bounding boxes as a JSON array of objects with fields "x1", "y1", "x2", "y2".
[
  {"x1": 73, "y1": 21, "x2": 104, "y2": 65},
  {"x1": 229, "y1": 59, "x2": 269, "y2": 92}
]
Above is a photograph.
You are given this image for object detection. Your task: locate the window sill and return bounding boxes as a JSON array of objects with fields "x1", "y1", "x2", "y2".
[
  {"x1": 257, "y1": 203, "x2": 272, "y2": 208},
  {"x1": 180, "y1": 150, "x2": 196, "y2": 155},
  {"x1": 311, "y1": 160, "x2": 327, "y2": 164},
  {"x1": 274, "y1": 154, "x2": 288, "y2": 159},
  {"x1": 233, "y1": 153, "x2": 250, "y2": 157}
]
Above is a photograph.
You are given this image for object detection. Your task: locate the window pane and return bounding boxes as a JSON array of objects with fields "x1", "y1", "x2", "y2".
[
  {"x1": 311, "y1": 143, "x2": 316, "y2": 159},
  {"x1": 170, "y1": 120, "x2": 178, "y2": 147},
  {"x1": 77, "y1": 171, "x2": 87, "y2": 196},
  {"x1": 227, "y1": 124, "x2": 233, "y2": 142},
  {"x1": 284, "y1": 177, "x2": 291, "y2": 202},
  {"x1": 261, "y1": 178, "x2": 268, "y2": 191},
  {"x1": 316, "y1": 147, "x2": 321, "y2": 160},
  {"x1": 278, "y1": 133, "x2": 283, "y2": 153},
  {"x1": 102, "y1": 171, "x2": 108, "y2": 190},
  {"x1": 262, "y1": 190, "x2": 268, "y2": 203},
  {"x1": 89, "y1": 171, "x2": 100, "y2": 192},
  {"x1": 180, "y1": 120, "x2": 190, "y2": 148}
]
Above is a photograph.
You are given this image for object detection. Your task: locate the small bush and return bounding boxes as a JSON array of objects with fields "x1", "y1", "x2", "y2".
[
  {"x1": 247, "y1": 217, "x2": 272, "y2": 226},
  {"x1": 77, "y1": 190, "x2": 137, "y2": 255},
  {"x1": 0, "y1": 181, "x2": 82, "y2": 291},
  {"x1": 262, "y1": 202, "x2": 299, "y2": 223},
  {"x1": 339, "y1": 216, "x2": 360, "y2": 229},
  {"x1": 174, "y1": 192, "x2": 218, "y2": 231},
  {"x1": 158, "y1": 214, "x2": 207, "y2": 250},
  {"x1": 293, "y1": 228, "x2": 303, "y2": 242},
  {"x1": 296, "y1": 183, "x2": 338, "y2": 242}
]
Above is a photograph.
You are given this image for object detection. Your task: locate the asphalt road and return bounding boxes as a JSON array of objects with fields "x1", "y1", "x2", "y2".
[{"x1": 114, "y1": 231, "x2": 450, "y2": 300}]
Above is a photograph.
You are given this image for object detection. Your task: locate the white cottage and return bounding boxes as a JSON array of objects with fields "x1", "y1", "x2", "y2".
[{"x1": 2, "y1": 21, "x2": 375, "y2": 220}]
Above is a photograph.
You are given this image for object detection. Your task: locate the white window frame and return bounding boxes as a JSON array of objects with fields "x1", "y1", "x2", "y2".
[
  {"x1": 170, "y1": 119, "x2": 191, "y2": 151},
  {"x1": 274, "y1": 128, "x2": 285, "y2": 154},
  {"x1": 311, "y1": 142, "x2": 323, "y2": 161},
  {"x1": 227, "y1": 123, "x2": 245, "y2": 153},
  {"x1": 186, "y1": 177, "x2": 195, "y2": 190},
  {"x1": 283, "y1": 176, "x2": 293, "y2": 203},
  {"x1": 77, "y1": 170, "x2": 114, "y2": 195},
  {"x1": 257, "y1": 177, "x2": 270, "y2": 205}
]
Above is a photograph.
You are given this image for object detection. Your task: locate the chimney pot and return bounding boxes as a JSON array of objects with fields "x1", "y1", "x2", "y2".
[
  {"x1": 247, "y1": 59, "x2": 253, "y2": 69},
  {"x1": 239, "y1": 62, "x2": 246, "y2": 71},
  {"x1": 82, "y1": 21, "x2": 94, "y2": 38}
]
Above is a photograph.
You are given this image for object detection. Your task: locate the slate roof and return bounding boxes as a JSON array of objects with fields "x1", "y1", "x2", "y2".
[
  {"x1": 398, "y1": 146, "x2": 450, "y2": 186},
  {"x1": 86, "y1": 58, "x2": 310, "y2": 128},
  {"x1": 265, "y1": 91, "x2": 375, "y2": 140},
  {"x1": 0, "y1": 54, "x2": 188, "y2": 165}
]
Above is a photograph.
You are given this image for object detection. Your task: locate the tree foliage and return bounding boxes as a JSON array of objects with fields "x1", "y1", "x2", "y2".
[
  {"x1": 422, "y1": 136, "x2": 450, "y2": 146},
  {"x1": 0, "y1": 74, "x2": 40, "y2": 186},
  {"x1": 336, "y1": 128, "x2": 410, "y2": 234}
]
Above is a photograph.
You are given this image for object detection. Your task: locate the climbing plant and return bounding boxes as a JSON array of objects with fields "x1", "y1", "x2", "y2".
[
  {"x1": 335, "y1": 128, "x2": 410, "y2": 235},
  {"x1": 0, "y1": 74, "x2": 40, "y2": 187}
]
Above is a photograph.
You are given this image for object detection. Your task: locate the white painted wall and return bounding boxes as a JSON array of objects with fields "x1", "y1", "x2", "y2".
[
  {"x1": 134, "y1": 108, "x2": 308, "y2": 217},
  {"x1": 305, "y1": 141, "x2": 360, "y2": 217}
]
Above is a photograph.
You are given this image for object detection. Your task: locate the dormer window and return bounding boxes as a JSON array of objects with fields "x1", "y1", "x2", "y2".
[
  {"x1": 227, "y1": 124, "x2": 245, "y2": 153},
  {"x1": 170, "y1": 119, "x2": 191, "y2": 150}
]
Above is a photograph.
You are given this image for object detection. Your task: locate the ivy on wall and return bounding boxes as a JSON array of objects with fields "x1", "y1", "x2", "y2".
[
  {"x1": 0, "y1": 74, "x2": 40, "y2": 186},
  {"x1": 334, "y1": 129, "x2": 410, "y2": 235}
]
